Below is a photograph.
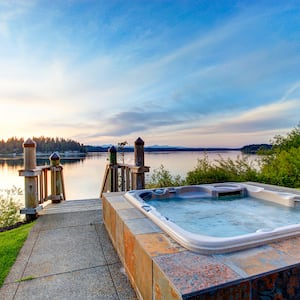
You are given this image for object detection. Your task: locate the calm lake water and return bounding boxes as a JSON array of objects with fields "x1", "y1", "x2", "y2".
[{"x1": 0, "y1": 151, "x2": 258, "y2": 202}]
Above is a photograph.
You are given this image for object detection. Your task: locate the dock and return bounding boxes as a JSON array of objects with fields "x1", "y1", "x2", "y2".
[{"x1": 0, "y1": 198, "x2": 137, "y2": 300}]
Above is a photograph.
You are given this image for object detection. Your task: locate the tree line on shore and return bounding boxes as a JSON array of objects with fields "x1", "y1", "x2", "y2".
[
  {"x1": 0, "y1": 137, "x2": 86, "y2": 154},
  {"x1": 0, "y1": 136, "x2": 272, "y2": 155}
]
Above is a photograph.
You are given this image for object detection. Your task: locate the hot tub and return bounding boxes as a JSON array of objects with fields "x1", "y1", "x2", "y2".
[{"x1": 125, "y1": 183, "x2": 300, "y2": 254}]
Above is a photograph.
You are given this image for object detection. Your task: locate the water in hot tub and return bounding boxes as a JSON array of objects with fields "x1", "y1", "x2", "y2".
[{"x1": 146, "y1": 196, "x2": 300, "y2": 237}]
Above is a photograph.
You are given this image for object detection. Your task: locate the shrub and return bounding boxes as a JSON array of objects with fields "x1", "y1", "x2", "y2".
[
  {"x1": 186, "y1": 154, "x2": 259, "y2": 185},
  {"x1": 0, "y1": 187, "x2": 23, "y2": 229},
  {"x1": 259, "y1": 147, "x2": 300, "y2": 187},
  {"x1": 271, "y1": 123, "x2": 300, "y2": 152},
  {"x1": 186, "y1": 155, "x2": 228, "y2": 184},
  {"x1": 256, "y1": 123, "x2": 300, "y2": 188},
  {"x1": 146, "y1": 164, "x2": 185, "y2": 188}
]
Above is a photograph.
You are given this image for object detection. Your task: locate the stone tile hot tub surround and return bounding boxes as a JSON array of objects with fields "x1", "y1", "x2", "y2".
[{"x1": 102, "y1": 183, "x2": 300, "y2": 299}]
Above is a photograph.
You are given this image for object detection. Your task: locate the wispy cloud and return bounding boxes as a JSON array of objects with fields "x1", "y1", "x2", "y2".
[
  {"x1": 203, "y1": 100, "x2": 300, "y2": 134},
  {"x1": 280, "y1": 81, "x2": 300, "y2": 102}
]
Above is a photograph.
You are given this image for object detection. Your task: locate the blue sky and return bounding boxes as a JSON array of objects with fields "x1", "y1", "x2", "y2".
[{"x1": 0, "y1": 0, "x2": 299, "y2": 147}]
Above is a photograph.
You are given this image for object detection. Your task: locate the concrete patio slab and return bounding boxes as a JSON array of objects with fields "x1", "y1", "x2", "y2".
[{"x1": 0, "y1": 198, "x2": 137, "y2": 300}]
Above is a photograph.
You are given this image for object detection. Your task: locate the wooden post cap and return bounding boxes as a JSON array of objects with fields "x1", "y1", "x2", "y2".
[
  {"x1": 49, "y1": 152, "x2": 60, "y2": 161},
  {"x1": 135, "y1": 137, "x2": 144, "y2": 145},
  {"x1": 23, "y1": 138, "x2": 36, "y2": 148},
  {"x1": 109, "y1": 146, "x2": 117, "y2": 153}
]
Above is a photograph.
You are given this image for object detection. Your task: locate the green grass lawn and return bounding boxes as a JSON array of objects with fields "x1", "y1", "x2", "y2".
[{"x1": 0, "y1": 222, "x2": 35, "y2": 287}]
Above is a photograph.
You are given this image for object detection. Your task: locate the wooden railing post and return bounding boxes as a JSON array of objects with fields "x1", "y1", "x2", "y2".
[
  {"x1": 131, "y1": 137, "x2": 149, "y2": 190},
  {"x1": 109, "y1": 146, "x2": 118, "y2": 192},
  {"x1": 24, "y1": 138, "x2": 36, "y2": 170},
  {"x1": 19, "y1": 138, "x2": 40, "y2": 221},
  {"x1": 134, "y1": 137, "x2": 145, "y2": 167},
  {"x1": 49, "y1": 152, "x2": 65, "y2": 202}
]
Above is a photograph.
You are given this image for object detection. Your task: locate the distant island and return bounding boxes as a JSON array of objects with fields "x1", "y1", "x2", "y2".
[{"x1": 0, "y1": 136, "x2": 271, "y2": 156}]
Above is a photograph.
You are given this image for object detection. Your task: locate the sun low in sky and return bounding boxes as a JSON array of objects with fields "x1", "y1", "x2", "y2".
[{"x1": 0, "y1": 1, "x2": 299, "y2": 147}]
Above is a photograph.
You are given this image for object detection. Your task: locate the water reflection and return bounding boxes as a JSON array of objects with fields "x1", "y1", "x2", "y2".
[
  {"x1": 0, "y1": 157, "x2": 87, "y2": 168},
  {"x1": 37, "y1": 157, "x2": 86, "y2": 166},
  {"x1": 0, "y1": 158, "x2": 23, "y2": 168}
]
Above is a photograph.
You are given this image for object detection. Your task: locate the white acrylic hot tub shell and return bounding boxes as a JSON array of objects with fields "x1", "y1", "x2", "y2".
[{"x1": 125, "y1": 183, "x2": 300, "y2": 254}]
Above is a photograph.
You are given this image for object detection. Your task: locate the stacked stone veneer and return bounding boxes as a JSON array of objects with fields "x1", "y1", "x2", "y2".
[{"x1": 102, "y1": 191, "x2": 300, "y2": 300}]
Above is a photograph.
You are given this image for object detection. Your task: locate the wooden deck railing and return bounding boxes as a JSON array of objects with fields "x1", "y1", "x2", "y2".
[
  {"x1": 19, "y1": 164, "x2": 66, "y2": 205},
  {"x1": 100, "y1": 163, "x2": 149, "y2": 195},
  {"x1": 19, "y1": 137, "x2": 149, "y2": 220},
  {"x1": 19, "y1": 139, "x2": 66, "y2": 221},
  {"x1": 100, "y1": 138, "x2": 150, "y2": 196}
]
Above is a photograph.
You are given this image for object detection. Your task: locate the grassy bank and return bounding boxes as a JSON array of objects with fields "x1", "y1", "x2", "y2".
[{"x1": 0, "y1": 222, "x2": 35, "y2": 287}]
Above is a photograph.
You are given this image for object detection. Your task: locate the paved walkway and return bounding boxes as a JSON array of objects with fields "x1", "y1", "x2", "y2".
[{"x1": 0, "y1": 199, "x2": 137, "y2": 300}]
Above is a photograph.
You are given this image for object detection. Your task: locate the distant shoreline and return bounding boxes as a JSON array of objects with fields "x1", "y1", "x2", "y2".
[
  {"x1": 0, "y1": 143, "x2": 271, "y2": 156},
  {"x1": 85, "y1": 146, "x2": 242, "y2": 153},
  {"x1": 0, "y1": 148, "x2": 242, "y2": 157}
]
